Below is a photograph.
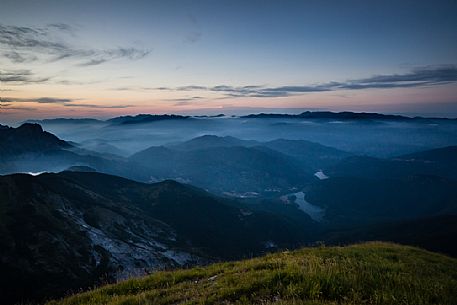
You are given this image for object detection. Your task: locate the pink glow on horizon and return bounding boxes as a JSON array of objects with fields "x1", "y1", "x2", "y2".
[{"x1": 1, "y1": 84, "x2": 457, "y2": 123}]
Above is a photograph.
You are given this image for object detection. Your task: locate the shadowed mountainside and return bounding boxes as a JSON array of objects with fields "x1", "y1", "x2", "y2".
[
  {"x1": 129, "y1": 135, "x2": 351, "y2": 195},
  {"x1": 0, "y1": 171, "x2": 313, "y2": 305}
]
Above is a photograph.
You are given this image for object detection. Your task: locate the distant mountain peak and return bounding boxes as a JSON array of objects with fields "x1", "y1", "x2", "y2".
[
  {"x1": 186, "y1": 134, "x2": 239, "y2": 143},
  {"x1": 17, "y1": 122, "x2": 44, "y2": 133},
  {"x1": 170, "y1": 134, "x2": 259, "y2": 151},
  {"x1": 107, "y1": 114, "x2": 190, "y2": 125}
]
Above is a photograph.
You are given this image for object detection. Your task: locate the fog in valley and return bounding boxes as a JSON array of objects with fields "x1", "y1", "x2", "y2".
[{"x1": 24, "y1": 115, "x2": 457, "y2": 158}]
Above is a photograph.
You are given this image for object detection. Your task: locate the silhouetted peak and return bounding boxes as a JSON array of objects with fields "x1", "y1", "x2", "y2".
[{"x1": 17, "y1": 123, "x2": 44, "y2": 133}]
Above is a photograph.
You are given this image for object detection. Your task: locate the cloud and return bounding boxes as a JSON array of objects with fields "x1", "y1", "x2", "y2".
[
  {"x1": 111, "y1": 86, "x2": 134, "y2": 91},
  {"x1": 2, "y1": 51, "x2": 37, "y2": 63},
  {"x1": 176, "y1": 85, "x2": 208, "y2": 91},
  {"x1": 0, "y1": 105, "x2": 37, "y2": 111},
  {"x1": 163, "y1": 84, "x2": 330, "y2": 97},
  {"x1": 335, "y1": 66, "x2": 457, "y2": 90},
  {"x1": 0, "y1": 23, "x2": 150, "y2": 66},
  {"x1": 111, "y1": 86, "x2": 158, "y2": 91},
  {"x1": 162, "y1": 65, "x2": 457, "y2": 98},
  {"x1": 76, "y1": 48, "x2": 150, "y2": 67},
  {"x1": 1, "y1": 96, "x2": 133, "y2": 109},
  {"x1": 0, "y1": 69, "x2": 50, "y2": 84},
  {"x1": 35, "y1": 97, "x2": 74, "y2": 104},
  {"x1": 355, "y1": 66, "x2": 457, "y2": 84},
  {"x1": 163, "y1": 96, "x2": 204, "y2": 106},
  {"x1": 62, "y1": 103, "x2": 133, "y2": 109},
  {"x1": 1, "y1": 96, "x2": 74, "y2": 104},
  {"x1": 55, "y1": 79, "x2": 101, "y2": 85},
  {"x1": 0, "y1": 24, "x2": 65, "y2": 50},
  {"x1": 46, "y1": 23, "x2": 76, "y2": 33},
  {"x1": 107, "y1": 65, "x2": 457, "y2": 102},
  {"x1": 174, "y1": 101, "x2": 192, "y2": 106}
]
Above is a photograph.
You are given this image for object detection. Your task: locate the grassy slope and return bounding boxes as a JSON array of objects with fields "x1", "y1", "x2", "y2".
[{"x1": 48, "y1": 242, "x2": 457, "y2": 305}]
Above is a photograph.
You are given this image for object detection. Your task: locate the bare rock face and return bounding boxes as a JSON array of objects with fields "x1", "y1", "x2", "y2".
[
  {"x1": 0, "y1": 171, "x2": 310, "y2": 305},
  {"x1": 0, "y1": 173, "x2": 203, "y2": 304}
]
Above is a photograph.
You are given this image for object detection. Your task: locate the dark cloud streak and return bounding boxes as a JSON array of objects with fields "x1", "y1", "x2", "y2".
[
  {"x1": 62, "y1": 103, "x2": 133, "y2": 109},
  {"x1": 1, "y1": 96, "x2": 73, "y2": 104},
  {"x1": 1, "y1": 96, "x2": 133, "y2": 109},
  {"x1": 0, "y1": 69, "x2": 50, "y2": 84},
  {"x1": 161, "y1": 65, "x2": 457, "y2": 98}
]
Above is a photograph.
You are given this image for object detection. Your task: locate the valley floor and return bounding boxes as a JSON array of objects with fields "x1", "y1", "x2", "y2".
[{"x1": 48, "y1": 242, "x2": 457, "y2": 305}]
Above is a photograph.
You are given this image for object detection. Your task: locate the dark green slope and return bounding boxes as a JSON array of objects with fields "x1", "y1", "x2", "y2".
[{"x1": 48, "y1": 242, "x2": 457, "y2": 305}]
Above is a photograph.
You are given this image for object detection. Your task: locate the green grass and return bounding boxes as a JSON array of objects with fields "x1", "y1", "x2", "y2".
[{"x1": 48, "y1": 242, "x2": 457, "y2": 305}]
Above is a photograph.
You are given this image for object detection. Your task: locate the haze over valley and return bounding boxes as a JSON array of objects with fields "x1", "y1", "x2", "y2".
[{"x1": 1, "y1": 1, "x2": 457, "y2": 304}]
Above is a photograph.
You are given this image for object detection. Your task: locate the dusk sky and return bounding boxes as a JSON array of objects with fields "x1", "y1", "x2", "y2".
[{"x1": 1, "y1": 0, "x2": 457, "y2": 122}]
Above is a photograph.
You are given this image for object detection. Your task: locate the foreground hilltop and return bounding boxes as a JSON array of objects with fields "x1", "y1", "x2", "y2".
[{"x1": 48, "y1": 242, "x2": 457, "y2": 305}]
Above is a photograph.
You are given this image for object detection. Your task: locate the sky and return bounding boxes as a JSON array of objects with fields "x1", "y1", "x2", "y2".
[{"x1": 1, "y1": 0, "x2": 457, "y2": 122}]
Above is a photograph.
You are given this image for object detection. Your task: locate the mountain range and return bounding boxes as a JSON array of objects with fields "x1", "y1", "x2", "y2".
[
  {"x1": 26, "y1": 111, "x2": 457, "y2": 126},
  {"x1": 242, "y1": 111, "x2": 457, "y2": 121},
  {"x1": 0, "y1": 124, "x2": 351, "y2": 195},
  {"x1": 1, "y1": 120, "x2": 457, "y2": 304}
]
